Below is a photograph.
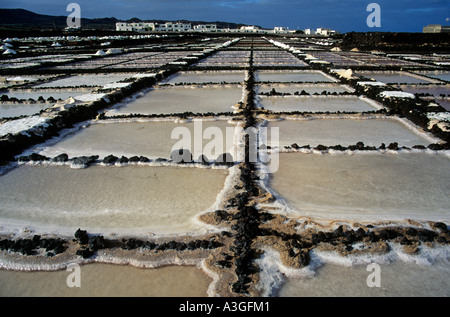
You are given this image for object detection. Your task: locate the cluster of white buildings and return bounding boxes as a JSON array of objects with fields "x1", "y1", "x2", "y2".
[
  {"x1": 116, "y1": 22, "x2": 216, "y2": 32},
  {"x1": 116, "y1": 22, "x2": 339, "y2": 36},
  {"x1": 116, "y1": 22, "x2": 297, "y2": 34},
  {"x1": 304, "y1": 27, "x2": 338, "y2": 36}
]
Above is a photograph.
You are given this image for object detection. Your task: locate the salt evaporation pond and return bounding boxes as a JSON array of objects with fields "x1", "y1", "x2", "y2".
[
  {"x1": 0, "y1": 103, "x2": 50, "y2": 118},
  {"x1": 255, "y1": 70, "x2": 337, "y2": 83},
  {"x1": 38, "y1": 120, "x2": 237, "y2": 161},
  {"x1": 278, "y1": 259, "x2": 450, "y2": 297},
  {"x1": 436, "y1": 98, "x2": 450, "y2": 111},
  {"x1": 358, "y1": 72, "x2": 437, "y2": 84},
  {"x1": 256, "y1": 83, "x2": 354, "y2": 95},
  {"x1": 108, "y1": 86, "x2": 243, "y2": 115},
  {"x1": 162, "y1": 71, "x2": 245, "y2": 84},
  {"x1": 268, "y1": 152, "x2": 450, "y2": 222},
  {"x1": 0, "y1": 264, "x2": 212, "y2": 297},
  {"x1": 400, "y1": 85, "x2": 449, "y2": 97},
  {"x1": 0, "y1": 165, "x2": 228, "y2": 234},
  {"x1": 257, "y1": 96, "x2": 379, "y2": 112},
  {"x1": 418, "y1": 71, "x2": 450, "y2": 82},
  {"x1": 2, "y1": 89, "x2": 93, "y2": 101},
  {"x1": 33, "y1": 74, "x2": 133, "y2": 88},
  {"x1": 265, "y1": 118, "x2": 434, "y2": 148}
]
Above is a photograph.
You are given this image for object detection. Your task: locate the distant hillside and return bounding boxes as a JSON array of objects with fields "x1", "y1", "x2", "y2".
[
  {"x1": 0, "y1": 8, "x2": 117, "y2": 30},
  {"x1": 0, "y1": 8, "x2": 260, "y2": 31}
]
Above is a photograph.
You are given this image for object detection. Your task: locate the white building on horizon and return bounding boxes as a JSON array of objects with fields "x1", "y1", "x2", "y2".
[
  {"x1": 193, "y1": 24, "x2": 218, "y2": 32},
  {"x1": 304, "y1": 27, "x2": 337, "y2": 36},
  {"x1": 239, "y1": 25, "x2": 262, "y2": 33},
  {"x1": 116, "y1": 22, "x2": 296, "y2": 34},
  {"x1": 158, "y1": 22, "x2": 192, "y2": 32},
  {"x1": 273, "y1": 26, "x2": 289, "y2": 34},
  {"x1": 116, "y1": 22, "x2": 192, "y2": 32}
]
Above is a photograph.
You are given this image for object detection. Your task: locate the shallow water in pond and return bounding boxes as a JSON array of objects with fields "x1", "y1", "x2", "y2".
[
  {"x1": 256, "y1": 83, "x2": 353, "y2": 95},
  {"x1": 0, "y1": 103, "x2": 50, "y2": 118},
  {"x1": 278, "y1": 259, "x2": 450, "y2": 297},
  {"x1": 418, "y1": 71, "x2": 450, "y2": 82},
  {"x1": 162, "y1": 71, "x2": 245, "y2": 84},
  {"x1": 255, "y1": 71, "x2": 336, "y2": 83},
  {"x1": 2, "y1": 89, "x2": 92, "y2": 101},
  {"x1": 358, "y1": 72, "x2": 435, "y2": 84},
  {"x1": 38, "y1": 120, "x2": 237, "y2": 161},
  {"x1": 0, "y1": 165, "x2": 229, "y2": 234},
  {"x1": 258, "y1": 96, "x2": 378, "y2": 112},
  {"x1": 265, "y1": 118, "x2": 434, "y2": 148},
  {"x1": 0, "y1": 264, "x2": 212, "y2": 297},
  {"x1": 436, "y1": 98, "x2": 450, "y2": 111},
  {"x1": 108, "y1": 86, "x2": 243, "y2": 115},
  {"x1": 268, "y1": 152, "x2": 450, "y2": 222},
  {"x1": 33, "y1": 74, "x2": 134, "y2": 88},
  {"x1": 400, "y1": 85, "x2": 449, "y2": 97}
]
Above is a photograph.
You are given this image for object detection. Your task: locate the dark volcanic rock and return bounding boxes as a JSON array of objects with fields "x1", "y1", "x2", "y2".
[
  {"x1": 74, "y1": 228, "x2": 89, "y2": 245},
  {"x1": 139, "y1": 156, "x2": 150, "y2": 163},
  {"x1": 296, "y1": 250, "x2": 310, "y2": 267},
  {"x1": 432, "y1": 222, "x2": 448, "y2": 232},
  {"x1": 102, "y1": 154, "x2": 118, "y2": 165},
  {"x1": 88, "y1": 235, "x2": 106, "y2": 251},
  {"x1": 118, "y1": 156, "x2": 129, "y2": 164},
  {"x1": 121, "y1": 238, "x2": 144, "y2": 250},
  {"x1": 387, "y1": 142, "x2": 399, "y2": 150},
  {"x1": 76, "y1": 247, "x2": 94, "y2": 259},
  {"x1": 0, "y1": 236, "x2": 66, "y2": 256},
  {"x1": 314, "y1": 144, "x2": 328, "y2": 151},
  {"x1": 71, "y1": 155, "x2": 99, "y2": 167},
  {"x1": 18, "y1": 153, "x2": 49, "y2": 162},
  {"x1": 51, "y1": 153, "x2": 69, "y2": 163},
  {"x1": 128, "y1": 156, "x2": 141, "y2": 163}
]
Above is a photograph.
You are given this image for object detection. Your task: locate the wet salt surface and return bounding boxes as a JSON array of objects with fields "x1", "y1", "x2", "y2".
[
  {"x1": 1, "y1": 89, "x2": 93, "y2": 101},
  {"x1": 278, "y1": 259, "x2": 450, "y2": 297},
  {"x1": 436, "y1": 98, "x2": 450, "y2": 111},
  {"x1": 417, "y1": 71, "x2": 450, "y2": 82},
  {"x1": 107, "y1": 86, "x2": 243, "y2": 115},
  {"x1": 257, "y1": 96, "x2": 378, "y2": 112},
  {"x1": 0, "y1": 103, "x2": 50, "y2": 118},
  {"x1": 37, "y1": 120, "x2": 237, "y2": 160},
  {"x1": 268, "y1": 152, "x2": 450, "y2": 222},
  {"x1": 255, "y1": 70, "x2": 337, "y2": 83},
  {"x1": 0, "y1": 264, "x2": 212, "y2": 297},
  {"x1": 256, "y1": 83, "x2": 354, "y2": 95},
  {"x1": 0, "y1": 165, "x2": 229, "y2": 235},
  {"x1": 357, "y1": 72, "x2": 437, "y2": 84},
  {"x1": 400, "y1": 85, "x2": 449, "y2": 97},
  {"x1": 33, "y1": 74, "x2": 135, "y2": 88},
  {"x1": 265, "y1": 117, "x2": 435, "y2": 148},
  {"x1": 162, "y1": 71, "x2": 245, "y2": 84}
]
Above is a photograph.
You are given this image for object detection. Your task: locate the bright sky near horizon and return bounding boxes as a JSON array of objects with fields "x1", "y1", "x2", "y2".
[{"x1": 2, "y1": 0, "x2": 449, "y2": 33}]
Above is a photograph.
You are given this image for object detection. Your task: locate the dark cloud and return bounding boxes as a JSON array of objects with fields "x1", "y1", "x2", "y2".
[{"x1": 2, "y1": 0, "x2": 448, "y2": 32}]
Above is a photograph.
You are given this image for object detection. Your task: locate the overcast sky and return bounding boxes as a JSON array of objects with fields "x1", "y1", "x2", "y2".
[{"x1": 2, "y1": 0, "x2": 449, "y2": 32}]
